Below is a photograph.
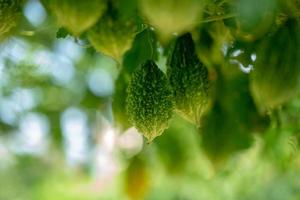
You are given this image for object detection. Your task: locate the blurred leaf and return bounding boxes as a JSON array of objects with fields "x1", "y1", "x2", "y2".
[
  {"x1": 139, "y1": 0, "x2": 203, "y2": 43},
  {"x1": 155, "y1": 116, "x2": 197, "y2": 175},
  {"x1": 116, "y1": 0, "x2": 139, "y2": 20},
  {"x1": 0, "y1": 121, "x2": 14, "y2": 135},
  {"x1": 123, "y1": 28, "x2": 158, "y2": 73},
  {"x1": 112, "y1": 72, "x2": 132, "y2": 131},
  {"x1": 194, "y1": 21, "x2": 232, "y2": 67},
  {"x1": 201, "y1": 64, "x2": 269, "y2": 168},
  {"x1": 56, "y1": 27, "x2": 70, "y2": 39},
  {"x1": 250, "y1": 19, "x2": 300, "y2": 112},
  {"x1": 42, "y1": 0, "x2": 107, "y2": 36},
  {"x1": 0, "y1": 0, "x2": 23, "y2": 41},
  {"x1": 125, "y1": 156, "x2": 150, "y2": 200},
  {"x1": 224, "y1": 0, "x2": 278, "y2": 41},
  {"x1": 80, "y1": 89, "x2": 105, "y2": 109}
]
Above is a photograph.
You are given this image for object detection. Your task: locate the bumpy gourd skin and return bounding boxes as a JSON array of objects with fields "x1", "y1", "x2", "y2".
[
  {"x1": 250, "y1": 19, "x2": 300, "y2": 112},
  {"x1": 0, "y1": 0, "x2": 22, "y2": 40},
  {"x1": 167, "y1": 33, "x2": 209, "y2": 125},
  {"x1": 126, "y1": 60, "x2": 174, "y2": 142},
  {"x1": 88, "y1": 14, "x2": 136, "y2": 63},
  {"x1": 42, "y1": 0, "x2": 106, "y2": 36}
]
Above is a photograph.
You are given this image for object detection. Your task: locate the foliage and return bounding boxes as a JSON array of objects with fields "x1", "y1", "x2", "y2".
[
  {"x1": 250, "y1": 19, "x2": 300, "y2": 112},
  {"x1": 0, "y1": 0, "x2": 22, "y2": 40},
  {"x1": 1, "y1": 0, "x2": 300, "y2": 199}
]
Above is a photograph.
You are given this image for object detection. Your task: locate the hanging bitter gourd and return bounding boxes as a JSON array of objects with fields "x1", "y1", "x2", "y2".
[
  {"x1": 250, "y1": 19, "x2": 300, "y2": 112},
  {"x1": 167, "y1": 33, "x2": 210, "y2": 125},
  {"x1": 126, "y1": 60, "x2": 174, "y2": 142}
]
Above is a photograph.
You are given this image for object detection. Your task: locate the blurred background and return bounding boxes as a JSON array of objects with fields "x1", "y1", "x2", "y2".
[{"x1": 1, "y1": 0, "x2": 300, "y2": 199}]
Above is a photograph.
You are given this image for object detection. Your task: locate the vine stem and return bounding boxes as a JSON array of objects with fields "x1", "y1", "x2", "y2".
[
  {"x1": 18, "y1": 25, "x2": 58, "y2": 36},
  {"x1": 270, "y1": 107, "x2": 282, "y2": 130},
  {"x1": 200, "y1": 13, "x2": 237, "y2": 24},
  {"x1": 19, "y1": 30, "x2": 35, "y2": 36}
]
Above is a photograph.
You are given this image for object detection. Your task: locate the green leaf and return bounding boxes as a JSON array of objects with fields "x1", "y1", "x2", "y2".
[{"x1": 56, "y1": 27, "x2": 70, "y2": 39}]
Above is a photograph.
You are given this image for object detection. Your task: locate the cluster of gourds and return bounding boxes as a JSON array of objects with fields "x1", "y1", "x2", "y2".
[
  {"x1": 127, "y1": 33, "x2": 210, "y2": 142},
  {"x1": 1, "y1": 0, "x2": 300, "y2": 163}
]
